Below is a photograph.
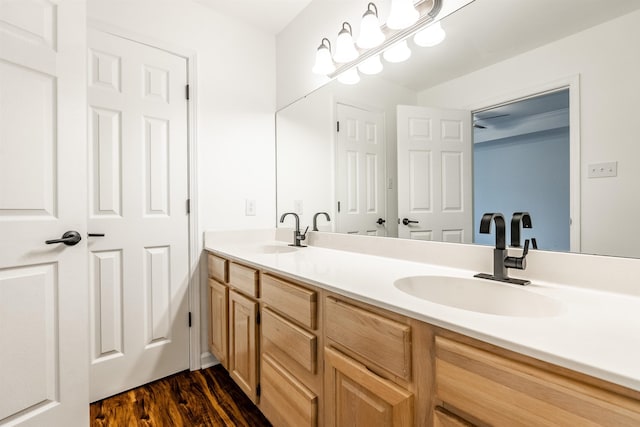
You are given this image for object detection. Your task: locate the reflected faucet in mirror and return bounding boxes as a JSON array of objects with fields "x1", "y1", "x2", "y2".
[
  {"x1": 474, "y1": 212, "x2": 531, "y2": 286},
  {"x1": 312, "y1": 212, "x2": 331, "y2": 231},
  {"x1": 280, "y1": 212, "x2": 308, "y2": 247},
  {"x1": 510, "y1": 212, "x2": 532, "y2": 248}
]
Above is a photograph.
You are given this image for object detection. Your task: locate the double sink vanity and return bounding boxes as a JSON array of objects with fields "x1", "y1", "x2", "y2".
[{"x1": 204, "y1": 229, "x2": 640, "y2": 426}]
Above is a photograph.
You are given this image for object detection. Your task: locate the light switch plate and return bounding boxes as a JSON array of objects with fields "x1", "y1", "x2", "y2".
[
  {"x1": 245, "y1": 199, "x2": 256, "y2": 216},
  {"x1": 588, "y1": 162, "x2": 617, "y2": 178}
]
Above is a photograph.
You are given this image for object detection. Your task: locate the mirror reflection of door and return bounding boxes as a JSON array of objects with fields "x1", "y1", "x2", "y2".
[
  {"x1": 335, "y1": 103, "x2": 387, "y2": 236},
  {"x1": 396, "y1": 105, "x2": 473, "y2": 242},
  {"x1": 473, "y1": 89, "x2": 570, "y2": 251}
]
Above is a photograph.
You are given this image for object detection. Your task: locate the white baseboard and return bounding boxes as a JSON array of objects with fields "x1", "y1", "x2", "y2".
[{"x1": 200, "y1": 351, "x2": 219, "y2": 369}]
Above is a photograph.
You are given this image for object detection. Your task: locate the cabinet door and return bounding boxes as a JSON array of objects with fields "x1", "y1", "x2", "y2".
[
  {"x1": 208, "y1": 278, "x2": 228, "y2": 368},
  {"x1": 229, "y1": 290, "x2": 259, "y2": 403},
  {"x1": 324, "y1": 347, "x2": 413, "y2": 427}
]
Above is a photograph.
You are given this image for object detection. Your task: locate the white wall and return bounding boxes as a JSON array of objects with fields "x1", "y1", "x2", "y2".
[
  {"x1": 416, "y1": 9, "x2": 640, "y2": 258},
  {"x1": 88, "y1": 0, "x2": 276, "y2": 363}
]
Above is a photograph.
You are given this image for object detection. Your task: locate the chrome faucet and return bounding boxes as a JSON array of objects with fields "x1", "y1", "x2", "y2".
[
  {"x1": 312, "y1": 212, "x2": 331, "y2": 231},
  {"x1": 280, "y1": 212, "x2": 308, "y2": 247},
  {"x1": 474, "y1": 212, "x2": 530, "y2": 285}
]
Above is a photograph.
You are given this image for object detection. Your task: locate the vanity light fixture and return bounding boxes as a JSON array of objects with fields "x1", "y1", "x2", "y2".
[
  {"x1": 358, "y1": 54, "x2": 383, "y2": 75},
  {"x1": 414, "y1": 20, "x2": 446, "y2": 47},
  {"x1": 357, "y1": 3, "x2": 385, "y2": 49},
  {"x1": 337, "y1": 67, "x2": 361, "y2": 84},
  {"x1": 386, "y1": 0, "x2": 420, "y2": 30},
  {"x1": 312, "y1": 38, "x2": 336, "y2": 75},
  {"x1": 333, "y1": 22, "x2": 359, "y2": 63},
  {"x1": 383, "y1": 40, "x2": 412, "y2": 63}
]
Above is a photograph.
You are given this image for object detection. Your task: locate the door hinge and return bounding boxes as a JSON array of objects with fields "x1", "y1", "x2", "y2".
[
  {"x1": 188, "y1": 311, "x2": 192, "y2": 327},
  {"x1": 186, "y1": 198, "x2": 191, "y2": 214},
  {"x1": 186, "y1": 84, "x2": 190, "y2": 100},
  {"x1": 256, "y1": 311, "x2": 261, "y2": 325},
  {"x1": 336, "y1": 121, "x2": 340, "y2": 132},
  {"x1": 256, "y1": 384, "x2": 261, "y2": 397}
]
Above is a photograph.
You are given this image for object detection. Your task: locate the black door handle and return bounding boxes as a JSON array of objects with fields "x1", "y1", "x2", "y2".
[
  {"x1": 376, "y1": 218, "x2": 386, "y2": 225},
  {"x1": 45, "y1": 231, "x2": 82, "y2": 246},
  {"x1": 402, "y1": 218, "x2": 419, "y2": 226}
]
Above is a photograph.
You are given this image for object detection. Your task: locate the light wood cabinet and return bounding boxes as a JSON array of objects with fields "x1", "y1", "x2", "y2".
[
  {"x1": 228, "y1": 289, "x2": 259, "y2": 403},
  {"x1": 434, "y1": 335, "x2": 640, "y2": 427},
  {"x1": 324, "y1": 347, "x2": 413, "y2": 427},
  {"x1": 208, "y1": 278, "x2": 228, "y2": 368},
  {"x1": 206, "y1": 251, "x2": 640, "y2": 427}
]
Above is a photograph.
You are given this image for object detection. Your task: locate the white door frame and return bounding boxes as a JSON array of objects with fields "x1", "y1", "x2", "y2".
[
  {"x1": 87, "y1": 20, "x2": 202, "y2": 371},
  {"x1": 467, "y1": 75, "x2": 581, "y2": 253}
]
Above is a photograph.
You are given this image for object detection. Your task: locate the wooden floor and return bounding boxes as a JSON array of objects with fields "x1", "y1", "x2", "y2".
[{"x1": 90, "y1": 365, "x2": 272, "y2": 426}]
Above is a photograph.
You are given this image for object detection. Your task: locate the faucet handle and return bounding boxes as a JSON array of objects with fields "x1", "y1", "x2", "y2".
[
  {"x1": 504, "y1": 239, "x2": 529, "y2": 270},
  {"x1": 300, "y1": 226, "x2": 309, "y2": 241}
]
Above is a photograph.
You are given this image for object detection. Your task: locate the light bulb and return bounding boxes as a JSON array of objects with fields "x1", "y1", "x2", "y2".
[
  {"x1": 383, "y1": 40, "x2": 411, "y2": 63},
  {"x1": 337, "y1": 68, "x2": 360, "y2": 85},
  {"x1": 312, "y1": 38, "x2": 336, "y2": 75},
  {"x1": 386, "y1": 0, "x2": 419, "y2": 30},
  {"x1": 414, "y1": 21, "x2": 446, "y2": 47},
  {"x1": 358, "y1": 55, "x2": 383, "y2": 75},
  {"x1": 356, "y1": 3, "x2": 385, "y2": 49},
  {"x1": 333, "y1": 22, "x2": 359, "y2": 63}
]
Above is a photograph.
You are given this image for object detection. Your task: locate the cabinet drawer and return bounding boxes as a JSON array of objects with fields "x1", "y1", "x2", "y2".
[
  {"x1": 229, "y1": 262, "x2": 259, "y2": 297},
  {"x1": 325, "y1": 297, "x2": 411, "y2": 380},
  {"x1": 262, "y1": 307, "x2": 317, "y2": 374},
  {"x1": 435, "y1": 336, "x2": 640, "y2": 427},
  {"x1": 207, "y1": 253, "x2": 227, "y2": 282},
  {"x1": 262, "y1": 274, "x2": 317, "y2": 329},
  {"x1": 433, "y1": 407, "x2": 475, "y2": 427},
  {"x1": 261, "y1": 353, "x2": 318, "y2": 427}
]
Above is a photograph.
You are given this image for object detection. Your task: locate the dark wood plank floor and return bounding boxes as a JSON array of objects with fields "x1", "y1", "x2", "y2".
[{"x1": 90, "y1": 365, "x2": 272, "y2": 426}]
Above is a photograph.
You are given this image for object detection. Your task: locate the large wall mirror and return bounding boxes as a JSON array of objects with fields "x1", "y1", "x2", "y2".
[{"x1": 276, "y1": 0, "x2": 640, "y2": 259}]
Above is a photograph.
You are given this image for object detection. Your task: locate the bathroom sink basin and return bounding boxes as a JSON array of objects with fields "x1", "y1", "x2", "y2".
[
  {"x1": 394, "y1": 275, "x2": 565, "y2": 317},
  {"x1": 255, "y1": 244, "x2": 298, "y2": 254}
]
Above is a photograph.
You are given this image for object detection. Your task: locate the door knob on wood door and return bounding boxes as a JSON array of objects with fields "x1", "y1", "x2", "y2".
[
  {"x1": 402, "y1": 218, "x2": 419, "y2": 226},
  {"x1": 376, "y1": 218, "x2": 386, "y2": 225},
  {"x1": 45, "y1": 230, "x2": 82, "y2": 246}
]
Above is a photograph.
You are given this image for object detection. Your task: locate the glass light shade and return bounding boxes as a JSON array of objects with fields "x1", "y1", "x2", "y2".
[
  {"x1": 357, "y1": 10, "x2": 385, "y2": 49},
  {"x1": 334, "y1": 25, "x2": 359, "y2": 63},
  {"x1": 383, "y1": 40, "x2": 412, "y2": 63},
  {"x1": 337, "y1": 68, "x2": 360, "y2": 85},
  {"x1": 414, "y1": 21, "x2": 446, "y2": 47},
  {"x1": 312, "y1": 44, "x2": 336, "y2": 75},
  {"x1": 386, "y1": 0, "x2": 419, "y2": 30},
  {"x1": 358, "y1": 55, "x2": 383, "y2": 75}
]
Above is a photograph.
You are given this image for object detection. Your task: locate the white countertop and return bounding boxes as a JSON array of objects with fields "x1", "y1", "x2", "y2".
[{"x1": 204, "y1": 232, "x2": 640, "y2": 392}]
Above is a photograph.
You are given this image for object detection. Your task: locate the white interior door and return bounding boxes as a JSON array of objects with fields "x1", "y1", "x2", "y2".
[
  {"x1": 335, "y1": 103, "x2": 387, "y2": 236},
  {"x1": 397, "y1": 105, "x2": 472, "y2": 242},
  {"x1": 87, "y1": 29, "x2": 190, "y2": 402},
  {"x1": 0, "y1": 1, "x2": 88, "y2": 425}
]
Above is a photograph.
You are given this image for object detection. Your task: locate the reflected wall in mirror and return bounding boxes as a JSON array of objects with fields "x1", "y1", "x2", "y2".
[{"x1": 276, "y1": 0, "x2": 640, "y2": 258}]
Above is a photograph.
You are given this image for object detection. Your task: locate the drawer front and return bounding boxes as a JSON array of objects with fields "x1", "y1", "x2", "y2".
[
  {"x1": 325, "y1": 297, "x2": 411, "y2": 380},
  {"x1": 435, "y1": 336, "x2": 640, "y2": 427},
  {"x1": 229, "y1": 262, "x2": 259, "y2": 297},
  {"x1": 260, "y1": 353, "x2": 318, "y2": 427},
  {"x1": 262, "y1": 274, "x2": 317, "y2": 329},
  {"x1": 262, "y1": 307, "x2": 317, "y2": 374},
  {"x1": 433, "y1": 407, "x2": 475, "y2": 427},
  {"x1": 207, "y1": 253, "x2": 227, "y2": 282}
]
